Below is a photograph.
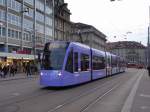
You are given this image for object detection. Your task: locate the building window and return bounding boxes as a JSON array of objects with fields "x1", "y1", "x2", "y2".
[
  {"x1": 24, "y1": 18, "x2": 33, "y2": 30},
  {"x1": 11, "y1": 30, "x2": 15, "y2": 38},
  {"x1": 45, "y1": 5, "x2": 52, "y2": 15},
  {"x1": 0, "y1": 27, "x2": 1, "y2": 37},
  {"x1": 46, "y1": 27, "x2": 52, "y2": 36},
  {"x1": 36, "y1": 11, "x2": 44, "y2": 22},
  {"x1": 8, "y1": 0, "x2": 21, "y2": 12},
  {"x1": 36, "y1": 0, "x2": 44, "y2": 12},
  {"x1": 36, "y1": 23, "x2": 44, "y2": 34},
  {"x1": 23, "y1": 33, "x2": 26, "y2": 40},
  {"x1": 46, "y1": 36, "x2": 52, "y2": 42},
  {"x1": 15, "y1": 31, "x2": 19, "y2": 39},
  {"x1": 8, "y1": 13, "x2": 21, "y2": 27},
  {"x1": 19, "y1": 32, "x2": 21, "y2": 40},
  {"x1": 46, "y1": 16, "x2": 52, "y2": 26},
  {"x1": 24, "y1": 6, "x2": 33, "y2": 18},
  {"x1": 8, "y1": 29, "x2": 20, "y2": 40},
  {"x1": 24, "y1": 33, "x2": 31, "y2": 41},
  {"x1": 25, "y1": 0, "x2": 34, "y2": 5},
  {"x1": 8, "y1": 29, "x2": 11, "y2": 37},
  {"x1": 0, "y1": 10, "x2": 6, "y2": 21},
  {"x1": 0, "y1": 0, "x2": 6, "y2": 6},
  {"x1": 81, "y1": 54, "x2": 89, "y2": 71},
  {"x1": 0, "y1": 27, "x2": 6, "y2": 37},
  {"x1": 2, "y1": 27, "x2": 6, "y2": 37}
]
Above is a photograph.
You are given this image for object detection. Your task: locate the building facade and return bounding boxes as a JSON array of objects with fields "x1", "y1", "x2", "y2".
[
  {"x1": 0, "y1": 0, "x2": 54, "y2": 54},
  {"x1": 54, "y1": 0, "x2": 72, "y2": 41},
  {"x1": 71, "y1": 23, "x2": 107, "y2": 50},
  {"x1": 106, "y1": 41, "x2": 147, "y2": 66},
  {"x1": 0, "y1": 0, "x2": 107, "y2": 61}
]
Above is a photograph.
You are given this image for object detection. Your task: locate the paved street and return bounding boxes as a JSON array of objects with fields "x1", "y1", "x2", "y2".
[{"x1": 0, "y1": 68, "x2": 149, "y2": 112}]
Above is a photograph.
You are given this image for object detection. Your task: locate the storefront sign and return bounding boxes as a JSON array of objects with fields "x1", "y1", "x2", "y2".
[{"x1": 17, "y1": 50, "x2": 31, "y2": 54}]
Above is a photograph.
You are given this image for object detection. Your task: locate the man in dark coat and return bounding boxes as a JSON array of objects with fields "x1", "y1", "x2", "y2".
[
  {"x1": 26, "y1": 63, "x2": 31, "y2": 76},
  {"x1": 147, "y1": 66, "x2": 150, "y2": 76},
  {"x1": 0, "y1": 65, "x2": 3, "y2": 78},
  {"x1": 2, "y1": 65, "x2": 8, "y2": 78},
  {"x1": 9, "y1": 64, "x2": 15, "y2": 77}
]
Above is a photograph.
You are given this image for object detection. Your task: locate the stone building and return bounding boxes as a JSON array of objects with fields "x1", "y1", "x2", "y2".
[
  {"x1": 54, "y1": 0, "x2": 72, "y2": 41},
  {"x1": 0, "y1": 0, "x2": 107, "y2": 58},
  {"x1": 106, "y1": 41, "x2": 147, "y2": 65},
  {"x1": 71, "y1": 22, "x2": 107, "y2": 50}
]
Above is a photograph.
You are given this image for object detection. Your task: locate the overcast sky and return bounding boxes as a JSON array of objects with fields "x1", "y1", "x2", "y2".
[{"x1": 65, "y1": 0, "x2": 150, "y2": 46}]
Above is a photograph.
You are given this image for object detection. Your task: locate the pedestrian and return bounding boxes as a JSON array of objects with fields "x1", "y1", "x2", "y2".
[
  {"x1": 9, "y1": 64, "x2": 15, "y2": 77},
  {"x1": 26, "y1": 63, "x2": 31, "y2": 77},
  {"x1": 0, "y1": 65, "x2": 3, "y2": 78},
  {"x1": 14, "y1": 65, "x2": 17, "y2": 74},
  {"x1": 147, "y1": 65, "x2": 150, "y2": 76},
  {"x1": 2, "y1": 65, "x2": 8, "y2": 78}
]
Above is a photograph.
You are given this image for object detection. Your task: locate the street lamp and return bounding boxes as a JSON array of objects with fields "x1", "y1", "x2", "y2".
[
  {"x1": 0, "y1": 22, "x2": 8, "y2": 52},
  {"x1": 27, "y1": 30, "x2": 37, "y2": 60},
  {"x1": 20, "y1": 6, "x2": 29, "y2": 51},
  {"x1": 148, "y1": 6, "x2": 150, "y2": 67},
  {"x1": 52, "y1": 0, "x2": 55, "y2": 40}
]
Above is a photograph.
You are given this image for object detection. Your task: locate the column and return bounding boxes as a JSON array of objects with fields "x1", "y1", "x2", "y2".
[
  {"x1": 21, "y1": 0, "x2": 24, "y2": 50},
  {"x1": 5, "y1": 0, "x2": 8, "y2": 52}
]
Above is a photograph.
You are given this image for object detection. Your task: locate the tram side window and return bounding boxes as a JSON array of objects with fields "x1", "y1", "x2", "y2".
[
  {"x1": 112, "y1": 57, "x2": 117, "y2": 67},
  {"x1": 74, "y1": 52, "x2": 78, "y2": 72},
  {"x1": 81, "y1": 54, "x2": 89, "y2": 71},
  {"x1": 65, "y1": 49, "x2": 73, "y2": 73},
  {"x1": 93, "y1": 56, "x2": 105, "y2": 70}
]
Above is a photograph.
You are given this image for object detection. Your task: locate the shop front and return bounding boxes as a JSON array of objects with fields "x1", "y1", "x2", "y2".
[{"x1": 0, "y1": 52, "x2": 37, "y2": 73}]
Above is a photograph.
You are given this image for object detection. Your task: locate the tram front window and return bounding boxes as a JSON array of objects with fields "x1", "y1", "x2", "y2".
[{"x1": 42, "y1": 42, "x2": 69, "y2": 70}]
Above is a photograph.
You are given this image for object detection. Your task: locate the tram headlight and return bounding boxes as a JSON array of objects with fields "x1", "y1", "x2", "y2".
[
  {"x1": 58, "y1": 72, "x2": 62, "y2": 76},
  {"x1": 40, "y1": 72, "x2": 43, "y2": 76}
]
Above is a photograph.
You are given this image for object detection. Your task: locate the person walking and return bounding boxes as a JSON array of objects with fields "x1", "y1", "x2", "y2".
[
  {"x1": 147, "y1": 65, "x2": 150, "y2": 76},
  {"x1": 0, "y1": 65, "x2": 3, "y2": 78},
  {"x1": 9, "y1": 64, "x2": 15, "y2": 77},
  {"x1": 26, "y1": 63, "x2": 31, "y2": 77},
  {"x1": 2, "y1": 65, "x2": 8, "y2": 78}
]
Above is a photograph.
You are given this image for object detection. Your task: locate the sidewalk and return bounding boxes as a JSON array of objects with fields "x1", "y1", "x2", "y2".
[
  {"x1": 130, "y1": 69, "x2": 150, "y2": 112},
  {"x1": 0, "y1": 72, "x2": 39, "y2": 82}
]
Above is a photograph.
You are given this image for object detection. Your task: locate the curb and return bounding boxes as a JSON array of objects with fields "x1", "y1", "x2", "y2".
[{"x1": 0, "y1": 75, "x2": 38, "y2": 82}]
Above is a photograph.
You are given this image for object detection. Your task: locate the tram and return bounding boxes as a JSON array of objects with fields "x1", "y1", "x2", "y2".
[{"x1": 40, "y1": 41, "x2": 126, "y2": 87}]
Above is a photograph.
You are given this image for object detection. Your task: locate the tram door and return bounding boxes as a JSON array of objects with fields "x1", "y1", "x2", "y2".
[
  {"x1": 78, "y1": 52, "x2": 91, "y2": 82},
  {"x1": 106, "y1": 54, "x2": 112, "y2": 76},
  {"x1": 73, "y1": 51, "x2": 79, "y2": 77},
  {"x1": 72, "y1": 47, "x2": 91, "y2": 83}
]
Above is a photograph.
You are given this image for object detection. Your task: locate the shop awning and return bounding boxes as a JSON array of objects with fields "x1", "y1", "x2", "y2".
[{"x1": 0, "y1": 52, "x2": 37, "y2": 60}]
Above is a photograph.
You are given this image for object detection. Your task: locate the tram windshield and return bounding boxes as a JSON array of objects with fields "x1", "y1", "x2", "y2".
[{"x1": 41, "y1": 42, "x2": 69, "y2": 70}]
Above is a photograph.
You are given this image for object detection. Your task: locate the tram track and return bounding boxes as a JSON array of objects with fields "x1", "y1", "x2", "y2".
[
  {"x1": 0, "y1": 69, "x2": 139, "y2": 112},
  {"x1": 79, "y1": 70, "x2": 144, "y2": 112},
  {"x1": 79, "y1": 83, "x2": 120, "y2": 112},
  {"x1": 0, "y1": 88, "x2": 57, "y2": 108},
  {"x1": 0, "y1": 71, "x2": 126, "y2": 111},
  {"x1": 46, "y1": 71, "x2": 136, "y2": 112}
]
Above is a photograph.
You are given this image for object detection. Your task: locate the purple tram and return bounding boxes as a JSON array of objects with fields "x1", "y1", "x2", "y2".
[{"x1": 40, "y1": 41, "x2": 126, "y2": 87}]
